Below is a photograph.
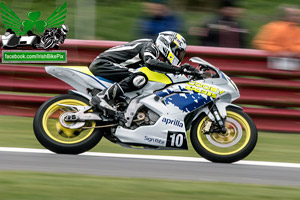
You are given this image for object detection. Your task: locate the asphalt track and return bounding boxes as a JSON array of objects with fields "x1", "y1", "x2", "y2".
[{"x1": 0, "y1": 147, "x2": 300, "y2": 186}]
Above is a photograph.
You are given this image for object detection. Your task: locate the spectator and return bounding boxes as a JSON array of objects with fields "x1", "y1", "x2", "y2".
[
  {"x1": 190, "y1": 0, "x2": 248, "y2": 48},
  {"x1": 253, "y1": 5, "x2": 300, "y2": 57},
  {"x1": 137, "y1": 0, "x2": 182, "y2": 41}
]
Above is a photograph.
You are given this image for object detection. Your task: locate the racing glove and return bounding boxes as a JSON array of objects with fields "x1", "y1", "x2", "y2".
[{"x1": 174, "y1": 63, "x2": 195, "y2": 74}]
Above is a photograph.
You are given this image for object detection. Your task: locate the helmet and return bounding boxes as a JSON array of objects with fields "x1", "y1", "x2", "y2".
[
  {"x1": 155, "y1": 31, "x2": 187, "y2": 66},
  {"x1": 61, "y1": 24, "x2": 69, "y2": 35}
]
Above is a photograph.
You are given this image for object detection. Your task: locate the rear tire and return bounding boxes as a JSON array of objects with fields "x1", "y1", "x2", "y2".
[
  {"x1": 33, "y1": 94, "x2": 103, "y2": 154},
  {"x1": 191, "y1": 107, "x2": 257, "y2": 163}
]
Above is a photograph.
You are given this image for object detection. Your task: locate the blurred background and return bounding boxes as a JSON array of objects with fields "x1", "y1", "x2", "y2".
[
  {"x1": 0, "y1": 0, "x2": 299, "y2": 48},
  {"x1": 0, "y1": 0, "x2": 300, "y2": 152},
  {"x1": 0, "y1": 0, "x2": 299, "y2": 151},
  {"x1": 1, "y1": 0, "x2": 300, "y2": 199}
]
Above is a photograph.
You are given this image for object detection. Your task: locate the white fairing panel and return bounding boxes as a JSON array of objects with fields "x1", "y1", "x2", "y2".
[
  {"x1": 167, "y1": 73, "x2": 189, "y2": 83},
  {"x1": 45, "y1": 66, "x2": 113, "y2": 94},
  {"x1": 114, "y1": 113, "x2": 188, "y2": 149}
]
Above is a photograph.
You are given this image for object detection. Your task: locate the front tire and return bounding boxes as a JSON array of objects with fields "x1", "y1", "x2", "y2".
[
  {"x1": 191, "y1": 107, "x2": 257, "y2": 163},
  {"x1": 33, "y1": 94, "x2": 103, "y2": 154}
]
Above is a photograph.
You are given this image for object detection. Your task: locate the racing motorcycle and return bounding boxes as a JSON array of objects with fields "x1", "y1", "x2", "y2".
[
  {"x1": 39, "y1": 28, "x2": 66, "y2": 50},
  {"x1": 33, "y1": 57, "x2": 257, "y2": 163},
  {"x1": 1, "y1": 29, "x2": 39, "y2": 49}
]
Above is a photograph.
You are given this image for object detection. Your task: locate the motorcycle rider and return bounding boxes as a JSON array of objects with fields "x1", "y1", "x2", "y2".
[
  {"x1": 41, "y1": 24, "x2": 69, "y2": 49},
  {"x1": 89, "y1": 31, "x2": 193, "y2": 112}
]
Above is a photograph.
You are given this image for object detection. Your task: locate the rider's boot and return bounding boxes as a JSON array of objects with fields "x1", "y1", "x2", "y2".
[{"x1": 90, "y1": 83, "x2": 124, "y2": 112}]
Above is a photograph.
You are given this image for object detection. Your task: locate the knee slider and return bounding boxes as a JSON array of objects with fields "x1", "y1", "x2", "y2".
[{"x1": 132, "y1": 75, "x2": 147, "y2": 88}]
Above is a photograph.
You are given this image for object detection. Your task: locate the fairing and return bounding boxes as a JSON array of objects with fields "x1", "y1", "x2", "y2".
[{"x1": 45, "y1": 61, "x2": 240, "y2": 149}]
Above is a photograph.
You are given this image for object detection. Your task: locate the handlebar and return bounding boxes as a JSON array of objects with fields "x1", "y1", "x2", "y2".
[{"x1": 182, "y1": 69, "x2": 204, "y2": 79}]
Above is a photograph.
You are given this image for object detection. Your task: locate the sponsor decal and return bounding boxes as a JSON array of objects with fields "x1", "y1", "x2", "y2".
[
  {"x1": 167, "y1": 52, "x2": 174, "y2": 63},
  {"x1": 185, "y1": 81, "x2": 225, "y2": 98},
  {"x1": 166, "y1": 131, "x2": 188, "y2": 149},
  {"x1": 159, "y1": 36, "x2": 169, "y2": 46},
  {"x1": 162, "y1": 117, "x2": 183, "y2": 128},
  {"x1": 144, "y1": 136, "x2": 165, "y2": 145}
]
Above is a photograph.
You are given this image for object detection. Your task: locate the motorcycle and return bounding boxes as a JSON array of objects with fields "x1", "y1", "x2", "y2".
[
  {"x1": 1, "y1": 30, "x2": 39, "y2": 49},
  {"x1": 33, "y1": 57, "x2": 257, "y2": 163},
  {"x1": 39, "y1": 28, "x2": 66, "y2": 50}
]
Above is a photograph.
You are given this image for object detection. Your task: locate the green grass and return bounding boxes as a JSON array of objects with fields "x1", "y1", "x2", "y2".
[
  {"x1": 1, "y1": 115, "x2": 300, "y2": 198},
  {"x1": 0, "y1": 171, "x2": 300, "y2": 200},
  {"x1": 1, "y1": 115, "x2": 300, "y2": 163}
]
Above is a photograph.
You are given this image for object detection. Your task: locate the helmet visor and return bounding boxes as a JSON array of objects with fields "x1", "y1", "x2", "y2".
[
  {"x1": 170, "y1": 41, "x2": 185, "y2": 64},
  {"x1": 175, "y1": 48, "x2": 185, "y2": 63}
]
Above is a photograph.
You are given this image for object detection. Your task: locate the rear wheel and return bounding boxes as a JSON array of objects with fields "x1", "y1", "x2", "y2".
[
  {"x1": 33, "y1": 94, "x2": 103, "y2": 154},
  {"x1": 191, "y1": 107, "x2": 257, "y2": 163}
]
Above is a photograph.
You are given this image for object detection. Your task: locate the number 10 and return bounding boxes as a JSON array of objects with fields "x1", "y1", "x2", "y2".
[{"x1": 170, "y1": 134, "x2": 183, "y2": 147}]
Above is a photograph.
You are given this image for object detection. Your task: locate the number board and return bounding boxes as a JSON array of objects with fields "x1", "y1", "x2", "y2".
[{"x1": 166, "y1": 131, "x2": 188, "y2": 149}]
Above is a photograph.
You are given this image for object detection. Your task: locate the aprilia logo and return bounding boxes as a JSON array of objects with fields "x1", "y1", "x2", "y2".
[{"x1": 162, "y1": 118, "x2": 183, "y2": 128}]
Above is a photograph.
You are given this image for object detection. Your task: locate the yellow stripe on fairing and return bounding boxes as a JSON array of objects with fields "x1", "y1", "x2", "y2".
[
  {"x1": 61, "y1": 66, "x2": 93, "y2": 75},
  {"x1": 139, "y1": 67, "x2": 172, "y2": 84}
]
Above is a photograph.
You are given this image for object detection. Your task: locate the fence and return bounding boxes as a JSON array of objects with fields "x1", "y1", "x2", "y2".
[{"x1": 0, "y1": 39, "x2": 299, "y2": 133}]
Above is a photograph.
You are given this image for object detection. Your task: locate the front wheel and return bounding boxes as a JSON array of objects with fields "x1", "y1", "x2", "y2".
[
  {"x1": 191, "y1": 107, "x2": 257, "y2": 163},
  {"x1": 33, "y1": 94, "x2": 103, "y2": 154}
]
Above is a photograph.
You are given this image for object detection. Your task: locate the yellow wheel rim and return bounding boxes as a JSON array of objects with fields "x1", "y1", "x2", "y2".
[
  {"x1": 42, "y1": 99, "x2": 96, "y2": 144},
  {"x1": 197, "y1": 111, "x2": 251, "y2": 155}
]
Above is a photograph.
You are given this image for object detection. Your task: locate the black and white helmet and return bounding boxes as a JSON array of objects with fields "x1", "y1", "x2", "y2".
[
  {"x1": 155, "y1": 31, "x2": 187, "y2": 66},
  {"x1": 60, "y1": 24, "x2": 69, "y2": 35}
]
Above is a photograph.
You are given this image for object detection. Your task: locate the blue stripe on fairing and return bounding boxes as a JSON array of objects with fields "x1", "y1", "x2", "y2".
[
  {"x1": 155, "y1": 89, "x2": 173, "y2": 98},
  {"x1": 164, "y1": 93, "x2": 213, "y2": 112},
  {"x1": 221, "y1": 72, "x2": 228, "y2": 82},
  {"x1": 69, "y1": 69, "x2": 108, "y2": 88},
  {"x1": 155, "y1": 83, "x2": 213, "y2": 112},
  {"x1": 155, "y1": 84, "x2": 186, "y2": 98},
  {"x1": 96, "y1": 76, "x2": 114, "y2": 83},
  {"x1": 165, "y1": 74, "x2": 173, "y2": 83}
]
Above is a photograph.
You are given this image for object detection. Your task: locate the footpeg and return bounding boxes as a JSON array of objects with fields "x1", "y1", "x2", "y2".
[{"x1": 114, "y1": 111, "x2": 127, "y2": 126}]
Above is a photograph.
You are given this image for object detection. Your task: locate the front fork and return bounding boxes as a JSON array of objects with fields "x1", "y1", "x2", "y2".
[{"x1": 203, "y1": 102, "x2": 227, "y2": 134}]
